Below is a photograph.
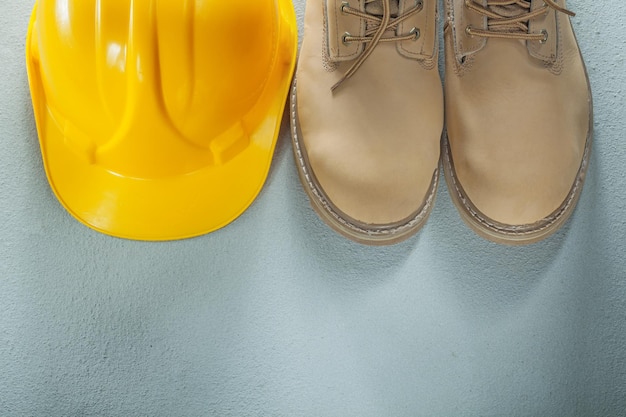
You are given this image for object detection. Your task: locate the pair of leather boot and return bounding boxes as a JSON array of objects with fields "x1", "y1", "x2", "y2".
[{"x1": 291, "y1": 0, "x2": 592, "y2": 245}]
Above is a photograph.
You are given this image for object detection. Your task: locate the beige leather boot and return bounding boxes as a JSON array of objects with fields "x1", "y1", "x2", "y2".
[
  {"x1": 291, "y1": 0, "x2": 444, "y2": 245},
  {"x1": 443, "y1": 0, "x2": 593, "y2": 244}
]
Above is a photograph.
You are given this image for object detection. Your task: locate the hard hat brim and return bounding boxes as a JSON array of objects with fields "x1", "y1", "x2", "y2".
[{"x1": 26, "y1": 1, "x2": 298, "y2": 241}]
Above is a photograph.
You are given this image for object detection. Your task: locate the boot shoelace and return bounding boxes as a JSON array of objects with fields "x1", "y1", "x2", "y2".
[
  {"x1": 464, "y1": 0, "x2": 574, "y2": 43},
  {"x1": 331, "y1": 0, "x2": 424, "y2": 92}
]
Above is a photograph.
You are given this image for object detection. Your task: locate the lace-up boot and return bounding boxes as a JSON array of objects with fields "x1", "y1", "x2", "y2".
[
  {"x1": 443, "y1": 0, "x2": 592, "y2": 244},
  {"x1": 291, "y1": 0, "x2": 443, "y2": 245}
]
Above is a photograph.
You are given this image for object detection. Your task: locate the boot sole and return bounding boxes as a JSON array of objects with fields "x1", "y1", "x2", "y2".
[{"x1": 290, "y1": 79, "x2": 439, "y2": 246}]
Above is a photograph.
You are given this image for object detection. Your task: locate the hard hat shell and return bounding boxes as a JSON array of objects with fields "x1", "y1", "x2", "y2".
[{"x1": 26, "y1": 0, "x2": 297, "y2": 240}]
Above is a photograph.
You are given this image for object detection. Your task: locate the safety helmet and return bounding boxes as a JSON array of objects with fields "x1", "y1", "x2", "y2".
[{"x1": 26, "y1": 0, "x2": 297, "y2": 240}]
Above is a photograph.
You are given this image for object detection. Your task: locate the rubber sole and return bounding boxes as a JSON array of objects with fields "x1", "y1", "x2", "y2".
[{"x1": 290, "y1": 79, "x2": 439, "y2": 246}]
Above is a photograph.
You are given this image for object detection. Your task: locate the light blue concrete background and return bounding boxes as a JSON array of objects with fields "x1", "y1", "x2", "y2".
[{"x1": 1, "y1": 0, "x2": 625, "y2": 416}]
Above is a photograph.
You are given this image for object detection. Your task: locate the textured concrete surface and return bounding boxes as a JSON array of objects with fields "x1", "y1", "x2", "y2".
[{"x1": 1, "y1": 1, "x2": 625, "y2": 416}]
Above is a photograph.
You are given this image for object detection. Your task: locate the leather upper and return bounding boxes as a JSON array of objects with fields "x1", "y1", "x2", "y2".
[
  {"x1": 295, "y1": 0, "x2": 443, "y2": 225},
  {"x1": 444, "y1": 0, "x2": 592, "y2": 226}
]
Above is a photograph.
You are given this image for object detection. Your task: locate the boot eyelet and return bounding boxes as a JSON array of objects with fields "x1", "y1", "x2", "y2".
[
  {"x1": 342, "y1": 32, "x2": 352, "y2": 45},
  {"x1": 416, "y1": 0, "x2": 424, "y2": 9},
  {"x1": 341, "y1": 1, "x2": 349, "y2": 13},
  {"x1": 465, "y1": 26, "x2": 474, "y2": 37},
  {"x1": 410, "y1": 27, "x2": 421, "y2": 40},
  {"x1": 540, "y1": 29, "x2": 549, "y2": 44}
]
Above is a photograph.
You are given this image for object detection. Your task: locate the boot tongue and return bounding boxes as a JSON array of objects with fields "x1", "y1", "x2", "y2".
[
  {"x1": 364, "y1": 0, "x2": 400, "y2": 17},
  {"x1": 488, "y1": 2, "x2": 530, "y2": 33},
  {"x1": 490, "y1": 4, "x2": 526, "y2": 17}
]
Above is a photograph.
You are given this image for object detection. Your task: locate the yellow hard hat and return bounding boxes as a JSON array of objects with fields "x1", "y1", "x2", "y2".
[{"x1": 26, "y1": 0, "x2": 297, "y2": 240}]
